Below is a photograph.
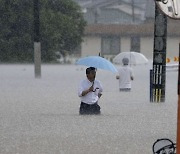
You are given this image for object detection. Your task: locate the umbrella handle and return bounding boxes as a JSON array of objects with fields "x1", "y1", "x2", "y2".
[
  {"x1": 92, "y1": 81, "x2": 94, "y2": 91},
  {"x1": 88, "y1": 81, "x2": 94, "y2": 92}
]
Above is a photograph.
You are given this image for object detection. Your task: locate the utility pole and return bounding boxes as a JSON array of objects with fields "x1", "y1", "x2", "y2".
[
  {"x1": 152, "y1": 4, "x2": 167, "y2": 102},
  {"x1": 177, "y1": 43, "x2": 180, "y2": 154},
  {"x1": 154, "y1": 0, "x2": 180, "y2": 152},
  {"x1": 34, "y1": 0, "x2": 41, "y2": 78}
]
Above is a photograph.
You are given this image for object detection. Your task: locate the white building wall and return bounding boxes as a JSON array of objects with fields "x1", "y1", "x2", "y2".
[
  {"x1": 140, "y1": 37, "x2": 180, "y2": 61},
  {"x1": 81, "y1": 36, "x2": 180, "y2": 62},
  {"x1": 166, "y1": 37, "x2": 180, "y2": 60},
  {"x1": 140, "y1": 37, "x2": 154, "y2": 60},
  {"x1": 81, "y1": 36, "x2": 101, "y2": 57},
  {"x1": 121, "y1": 37, "x2": 130, "y2": 53}
]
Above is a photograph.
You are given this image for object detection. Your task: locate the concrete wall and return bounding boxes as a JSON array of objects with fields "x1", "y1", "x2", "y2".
[
  {"x1": 81, "y1": 36, "x2": 101, "y2": 57},
  {"x1": 140, "y1": 36, "x2": 180, "y2": 61},
  {"x1": 166, "y1": 37, "x2": 180, "y2": 60},
  {"x1": 121, "y1": 37, "x2": 131, "y2": 53},
  {"x1": 81, "y1": 35, "x2": 180, "y2": 61},
  {"x1": 140, "y1": 37, "x2": 154, "y2": 60},
  {"x1": 140, "y1": 37, "x2": 180, "y2": 61}
]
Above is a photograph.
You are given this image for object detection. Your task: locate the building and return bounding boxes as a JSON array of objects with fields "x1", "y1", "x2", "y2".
[
  {"x1": 72, "y1": 0, "x2": 180, "y2": 60},
  {"x1": 73, "y1": 0, "x2": 154, "y2": 24},
  {"x1": 82, "y1": 20, "x2": 180, "y2": 60}
]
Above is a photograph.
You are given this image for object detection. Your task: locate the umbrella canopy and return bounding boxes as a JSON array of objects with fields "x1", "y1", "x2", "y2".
[
  {"x1": 113, "y1": 51, "x2": 148, "y2": 65},
  {"x1": 76, "y1": 56, "x2": 118, "y2": 73}
]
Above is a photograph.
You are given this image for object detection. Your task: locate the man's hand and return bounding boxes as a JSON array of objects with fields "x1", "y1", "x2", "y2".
[{"x1": 81, "y1": 84, "x2": 94, "y2": 96}]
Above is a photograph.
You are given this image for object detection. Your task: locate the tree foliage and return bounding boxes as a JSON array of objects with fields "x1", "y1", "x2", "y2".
[{"x1": 0, "y1": 0, "x2": 86, "y2": 62}]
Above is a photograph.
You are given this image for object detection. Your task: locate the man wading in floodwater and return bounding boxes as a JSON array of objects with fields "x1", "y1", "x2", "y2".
[
  {"x1": 116, "y1": 57, "x2": 134, "y2": 91},
  {"x1": 78, "y1": 67, "x2": 103, "y2": 115}
]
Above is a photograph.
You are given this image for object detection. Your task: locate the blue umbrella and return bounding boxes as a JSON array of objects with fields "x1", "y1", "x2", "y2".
[{"x1": 76, "y1": 56, "x2": 118, "y2": 73}]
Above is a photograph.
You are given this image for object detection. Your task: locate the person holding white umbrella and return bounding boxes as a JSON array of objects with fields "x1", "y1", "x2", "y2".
[{"x1": 116, "y1": 57, "x2": 134, "y2": 91}]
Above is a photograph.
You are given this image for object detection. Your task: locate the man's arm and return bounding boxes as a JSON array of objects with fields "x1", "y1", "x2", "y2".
[
  {"x1": 81, "y1": 84, "x2": 93, "y2": 96},
  {"x1": 81, "y1": 89, "x2": 90, "y2": 96}
]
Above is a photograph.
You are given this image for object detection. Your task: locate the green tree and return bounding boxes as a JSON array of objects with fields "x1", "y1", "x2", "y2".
[
  {"x1": 0, "y1": 0, "x2": 86, "y2": 62},
  {"x1": 0, "y1": 0, "x2": 34, "y2": 62}
]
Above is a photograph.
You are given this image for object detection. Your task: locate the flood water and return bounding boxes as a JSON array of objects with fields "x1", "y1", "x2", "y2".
[{"x1": 0, "y1": 63, "x2": 178, "y2": 154}]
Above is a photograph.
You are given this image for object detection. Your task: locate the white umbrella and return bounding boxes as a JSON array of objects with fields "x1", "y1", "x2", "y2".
[{"x1": 113, "y1": 51, "x2": 148, "y2": 65}]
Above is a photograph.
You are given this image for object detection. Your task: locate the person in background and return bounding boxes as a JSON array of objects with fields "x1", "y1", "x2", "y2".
[
  {"x1": 116, "y1": 57, "x2": 134, "y2": 91},
  {"x1": 78, "y1": 67, "x2": 103, "y2": 115}
]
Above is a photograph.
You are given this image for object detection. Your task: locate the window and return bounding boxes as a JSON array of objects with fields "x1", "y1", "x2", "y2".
[
  {"x1": 101, "y1": 36, "x2": 120, "y2": 55},
  {"x1": 131, "y1": 36, "x2": 140, "y2": 52}
]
